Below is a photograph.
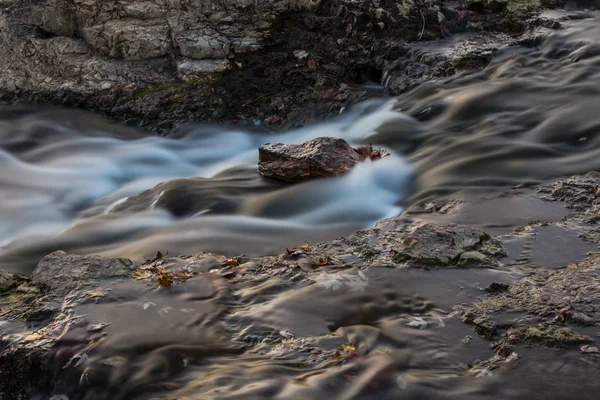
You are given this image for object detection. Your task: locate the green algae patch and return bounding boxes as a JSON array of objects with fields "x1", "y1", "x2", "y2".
[
  {"x1": 510, "y1": 324, "x2": 592, "y2": 347},
  {"x1": 0, "y1": 289, "x2": 38, "y2": 306}
]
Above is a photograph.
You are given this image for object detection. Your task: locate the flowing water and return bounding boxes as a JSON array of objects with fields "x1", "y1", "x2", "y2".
[{"x1": 3, "y1": 14, "x2": 600, "y2": 400}]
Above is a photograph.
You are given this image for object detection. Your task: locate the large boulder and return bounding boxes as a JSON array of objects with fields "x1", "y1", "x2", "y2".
[
  {"x1": 258, "y1": 137, "x2": 366, "y2": 181},
  {"x1": 32, "y1": 251, "x2": 134, "y2": 293}
]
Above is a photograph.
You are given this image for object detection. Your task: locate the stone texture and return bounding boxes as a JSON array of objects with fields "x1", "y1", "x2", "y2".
[
  {"x1": 0, "y1": 0, "x2": 315, "y2": 95},
  {"x1": 0, "y1": 269, "x2": 15, "y2": 293},
  {"x1": 329, "y1": 220, "x2": 506, "y2": 269},
  {"x1": 32, "y1": 251, "x2": 134, "y2": 293},
  {"x1": 258, "y1": 137, "x2": 364, "y2": 181}
]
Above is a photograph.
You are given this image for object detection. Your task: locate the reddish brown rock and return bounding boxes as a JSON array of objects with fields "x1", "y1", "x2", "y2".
[{"x1": 258, "y1": 137, "x2": 364, "y2": 181}]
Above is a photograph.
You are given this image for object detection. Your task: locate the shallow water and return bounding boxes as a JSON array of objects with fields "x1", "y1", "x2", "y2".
[{"x1": 4, "y1": 14, "x2": 600, "y2": 400}]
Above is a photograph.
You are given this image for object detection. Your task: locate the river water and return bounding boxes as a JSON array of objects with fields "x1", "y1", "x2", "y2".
[{"x1": 3, "y1": 14, "x2": 600, "y2": 400}]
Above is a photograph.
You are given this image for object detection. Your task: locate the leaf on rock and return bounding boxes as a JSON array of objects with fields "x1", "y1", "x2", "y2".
[
  {"x1": 157, "y1": 273, "x2": 173, "y2": 287},
  {"x1": 354, "y1": 144, "x2": 389, "y2": 160},
  {"x1": 221, "y1": 257, "x2": 242, "y2": 267},
  {"x1": 300, "y1": 242, "x2": 310, "y2": 251},
  {"x1": 131, "y1": 270, "x2": 153, "y2": 280},
  {"x1": 83, "y1": 288, "x2": 104, "y2": 298},
  {"x1": 341, "y1": 343, "x2": 356, "y2": 352},
  {"x1": 172, "y1": 271, "x2": 192, "y2": 281}
]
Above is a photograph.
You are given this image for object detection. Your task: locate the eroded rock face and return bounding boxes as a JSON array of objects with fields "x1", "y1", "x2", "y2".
[
  {"x1": 0, "y1": 0, "x2": 314, "y2": 94},
  {"x1": 32, "y1": 251, "x2": 134, "y2": 293},
  {"x1": 258, "y1": 137, "x2": 365, "y2": 181}
]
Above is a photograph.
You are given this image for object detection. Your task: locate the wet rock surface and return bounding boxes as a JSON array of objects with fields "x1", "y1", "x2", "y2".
[
  {"x1": 258, "y1": 137, "x2": 365, "y2": 181},
  {"x1": 0, "y1": 270, "x2": 15, "y2": 293},
  {"x1": 32, "y1": 251, "x2": 134, "y2": 293},
  {"x1": 0, "y1": 0, "x2": 577, "y2": 131},
  {"x1": 313, "y1": 220, "x2": 506, "y2": 269},
  {"x1": 4, "y1": 176, "x2": 600, "y2": 398}
]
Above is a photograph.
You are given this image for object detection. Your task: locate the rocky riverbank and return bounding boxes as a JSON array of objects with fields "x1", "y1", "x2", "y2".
[
  {"x1": 0, "y1": 0, "x2": 585, "y2": 131},
  {"x1": 2, "y1": 173, "x2": 600, "y2": 398}
]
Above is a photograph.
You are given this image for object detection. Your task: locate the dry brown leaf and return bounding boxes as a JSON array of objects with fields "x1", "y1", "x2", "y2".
[
  {"x1": 172, "y1": 271, "x2": 192, "y2": 281},
  {"x1": 83, "y1": 288, "x2": 104, "y2": 298},
  {"x1": 341, "y1": 343, "x2": 356, "y2": 352},
  {"x1": 319, "y1": 257, "x2": 329, "y2": 266},
  {"x1": 221, "y1": 257, "x2": 242, "y2": 267},
  {"x1": 131, "y1": 270, "x2": 153, "y2": 280},
  {"x1": 157, "y1": 274, "x2": 173, "y2": 287}
]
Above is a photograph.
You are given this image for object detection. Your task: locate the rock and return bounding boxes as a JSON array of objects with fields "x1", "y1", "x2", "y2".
[
  {"x1": 0, "y1": 269, "x2": 15, "y2": 293},
  {"x1": 0, "y1": 0, "x2": 552, "y2": 131},
  {"x1": 472, "y1": 317, "x2": 498, "y2": 339},
  {"x1": 387, "y1": 222, "x2": 505, "y2": 268},
  {"x1": 506, "y1": 324, "x2": 592, "y2": 347},
  {"x1": 258, "y1": 137, "x2": 365, "y2": 181},
  {"x1": 484, "y1": 282, "x2": 510, "y2": 293},
  {"x1": 0, "y1": 346, "x2": 51, "y2": 400},
  {"x1": 461, "y1": 310, "x2": 497, "y2": 339},
  {"x1": 32, "y1": 251, "x2": 134, "y2": 293},
  {"x1": 312, "y1": 219, "x2": 506, "y2": 269},
  {"x1": 546, "y1": 174, "x2": 600, "y2": 210}
]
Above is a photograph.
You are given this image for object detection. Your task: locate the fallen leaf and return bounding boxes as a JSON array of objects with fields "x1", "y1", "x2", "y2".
[
  {"x1": 131, "y1": 270, "x2": 153, "y2": 280},
  {"x1": 319, "y1": 257, "x2": 329, "y2": 266},
  {"x1": 354, "y1": 144, "x2": 389, "y2": 160},
  {"x1": 300, "y1": 242, "x2": 310, "y2": 251},
  {"x1": 172, "y1": 271, "x2": 192, "y2": 280},
  {"x1": 568, "y1": 264, "x2": 577, "y2": 269},
  {"x1": 341, "y1": 343, "x2": 356, "y2": 352},
  {"x1": 83, "y1": 288, "x2": 104, "y2": 298},
  {"x1": 221, "y1": 257, "x2": 242, "y2": 267},
  {"x1": 157, "y1": 273, "x2": 173, "y2": 287}
]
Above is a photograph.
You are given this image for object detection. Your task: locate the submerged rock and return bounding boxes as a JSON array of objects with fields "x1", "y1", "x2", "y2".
[
  {"x1": 506, "y1": 324, "x2": 592, "y2": 347},
  {"x1": 32, "y1": 251, "x2": 134, "y2": 293},
  {"x1": 321, "y1": 219, "x2": 506, "y2": 269},
  {"x1": 258, "y1": 137, "x2": 366, "y2": 181}
]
